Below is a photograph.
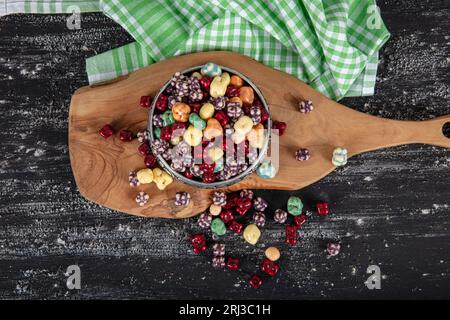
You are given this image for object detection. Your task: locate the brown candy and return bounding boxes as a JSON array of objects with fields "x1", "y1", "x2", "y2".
[
  {"x1": 172, "y1": 102, "x2": 191, "y2": 122},
  {"x1": 239, "y1": 86, "x2": 254, "y2": 106},
  {"x1": 230, "y1": 75, "x2": 244, "y2": 88}
]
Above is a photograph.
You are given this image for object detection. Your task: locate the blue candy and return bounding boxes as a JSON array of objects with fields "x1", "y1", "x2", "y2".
[
  {"x1": 257, "y1": 161, "x2": 277, "y2": 179},
  {"x1": 201, "y1": 62, "x2": 222, "y2": 77}
]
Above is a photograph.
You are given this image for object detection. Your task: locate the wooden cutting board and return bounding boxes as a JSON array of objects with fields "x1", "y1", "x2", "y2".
[{"x1": 68, "y1": 51, "x2": 450, "y2": 219}]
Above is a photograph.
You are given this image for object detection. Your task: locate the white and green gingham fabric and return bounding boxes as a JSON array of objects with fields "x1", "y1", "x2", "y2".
[{"x1": 1, "y1": 0, "x2": 390, "y2": 100}]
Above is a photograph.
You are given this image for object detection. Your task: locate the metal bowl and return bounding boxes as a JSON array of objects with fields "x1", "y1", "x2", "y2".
[{"x1": 148, "y1": 65, "x2": 271, "y2": 189}]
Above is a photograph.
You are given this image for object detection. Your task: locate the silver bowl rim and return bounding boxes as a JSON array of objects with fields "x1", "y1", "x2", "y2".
[{"x1": 147, "y1": 65, "x2": 271, "y2": 189}]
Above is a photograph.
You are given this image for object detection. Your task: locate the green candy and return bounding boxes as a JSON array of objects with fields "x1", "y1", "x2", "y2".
[
  {"x1": 153, "y1": 127, "x2": 161, "y2": 139},
  {"x1": 211, "y1": 218, "x2": 226, "y2": 236},
  {"x1": 287, "y1": 196, "x2": 303, "y2": 216},
  {"x1": 214, "y1": 160, "x2": 224, "y2": 173},
  {"x1": 189, "y1": 113, "x2": 206, "y2": 130},
  {"x1": 162, "y1": 110, "x2": 175, "y2": 126}
]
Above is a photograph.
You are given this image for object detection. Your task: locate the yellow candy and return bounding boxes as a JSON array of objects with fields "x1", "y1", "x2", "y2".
[
  {"x1": 209, "y1": 204, "x2": 222, "y2": 216},
  {"x1": 183, "y1": 125, "x2": 203, "y2": 147},
  {"x1": 199, "y1": 103, "x2": 215, "y2": 120},
  {"x1": 170, "y1": 135, "x2": 182, "y2": 145},
  {"x1": 210, "y1": 72, "x2": 230, "y2": 98},
  {"x1": 233, "y1": 115, "x2": 253, "y2": 135},
  {"x1": 207, "y1": 147, "x2": 224, "y2": 162},
  {"x1": 231, "y1": 131, "x2": 246, "y2": 145},
  {"x1": 152, "y1": 168, "x2": 173, "y2": 190},
  {"x1": 265, "y1": 247, "x2": 280, "y2": 261},
  {"x1": 243, "y1": 224, "x2": 261, "y2": 245},
  {"x1": 136, "y1": 168, "x2": 153, "y2": 184},
  {"x1": 247, "y1": 123, "x2": 265, "y2": 149},
  {"x1": 191, "y1": 71, "x2": 202, "y2": 79}
]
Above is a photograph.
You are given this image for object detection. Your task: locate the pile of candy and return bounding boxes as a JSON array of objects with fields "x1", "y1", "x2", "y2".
[
  {"x1": 189, "y1": 189, "x2": 338, "y2": 289},
  {"x1": 146, "y1": 62, "x2": 272, "y2": 184}
]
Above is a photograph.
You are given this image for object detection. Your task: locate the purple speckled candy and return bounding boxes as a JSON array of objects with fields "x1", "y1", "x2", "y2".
[
  {"x1": 274, "y1": 209, "x2": 288, "y2": 223},
  {"x1": 253, "y1": 196, "x2": 268, "y2": 212},
  {"x1": 212, "y1": 243, "x2": 225, "y2": 257},
  {"x1": 212, "y1": 256, "x2": 225, "y2": 268},
  {"x1": 153, "y1": 114, "x2": 164, "y2": 127},
  {"x1": 299, "y1": 100, "x2": 314, "y2": 113},
  {"x1": 212, "y1": 191, "x2": 227, "y2": 207},
  {"x1": 216, "y1": 170, "x2": 231, "y2": 181},
  {"x1": 175, "y1": 191, "x2": 190, "y2": 206},
  {"x1": 224, "y1": 160, "x2": 240, "y2": 177},
  {"x1": 190, "y1": 165, "x2": 204, "y2": 177},
  {"x1": 189, "y1": 77, "x2": 203, "y2": 102},
  {"x1": 227, "y1": 104, "x2": 243, "y2": 119},
  {"x1": 167, "y1": 95, "x2": 181, "y2": 109},
  {"x1": 198, "y1": 213, "x2": 212, "y2": 228},
  {"x1": 240, "y1": 189, "x2": 254, "y2": 200},
  {"x1": 128, "y1": 171, "x2": 140, "y2": 187},
  {"x1": 161, "y1": 149, "x2": 173, "y2": 161},
  {"x1": 209, "y1": 96, "x2": 228, "y2": 110},
  {"x1": 171, "y1": 158, "x2": 186, "y2": 172},
  {"x1": 249, "y1": 105, "x2": 261, "y2": 124},
  {"x1": 137, "y1": 130, "x2": 149, "y2": 143},
  {"x1": 295, "y1": 148, "x2": 310, "y2": 161},
  {"x1": 152, "y1": 139, "x2": 169, "y2": 153},
  {"x1": 253, "y1": 212, "x2": 266, "y2": 227},
  {"x1": 327, "y1": 242, "x2": 341, "y2": 256},
  {"x1": 135, "y1": 191, "x2": 149, "y2": 207}
]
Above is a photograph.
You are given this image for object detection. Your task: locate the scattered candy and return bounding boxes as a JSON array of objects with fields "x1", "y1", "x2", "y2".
[
  {"x1": 152, "y1": 168, "x2": 173, "y2": 190},
  {"x1": 294, "y1": 214, "x2": 307, "y2": 227},
  {"x1": 136, "y1": 168, "x2": 154, "y2": 184},
  {"x1": 228, "y1": 221, "x2": 243, "y2": 234},
  {"x1": 197, "y1": 213, "x2": 212, "y2": 229},
  {"x1": 211, "y1": 218, "x2": 226, "y2": 236},
  {"x1": 285, "y1": 225, "x2": 298, "y2": 245},
  {"x1": 175, "y1": 192, "x2": 191, "y2": 206},
  {"x1": 209, "y1": 204, "x2": 222, "y2": 216},
  {"x1": 248, "y1": 274, "x2": 262, "y2": 289},
  {"x1": 212, "y1": 243, "x2": 225, "y2": 256},
  {"x1": 235, "y1": 198, "x2": 251, "y2": 216},
  {"x1": 212, "y1": 256, "x2": 225, "y2": 268},
  {"x1": 128, "y1": 171, "x2": 140, "y2": 187},
  {"x1": 137, "y1": 130, "x2": 149, "y2": 143},
  {"x1": 140, "y1": 95, "x2": 152, "y2": 108},
  {"x1": 332, "y1": 147, "x2": 348, "y2": 166},
  {"x1": 226, "y1": 257, "x2": 240, "y2": 271},
  {"x1": 212, "y1": 191, "x2": 227, "y2": 207},
  {"x1": 316, "y1": 202, "x2": 329, "y2": 216},
  {"x1": 138, "y1": 142, "x2": 151, "y2": 156},
  {"x1": 298, "y1": 100, "x2": 314, "y2": 113},
  {"x1": 260, "y1": 258, "x2": 280, "y2": 277},
  {"x1": 99, "y1": 124, "x2": 114, "y2": 139},
  {"x1": 252, "y1": 212, "x2": 266, "y2": 227},
  {"x1": 243, "y1": 224, "x2": 261, "y2": 245},
  {"x1": 240, "y1": 189, "x2": 254, "y2": 200},
  {"x1": 191, "y1": 234, "x2": 207, "y2": 254},
  {"x1": 253, "y1": 197, "x2": 268, "y2": 212},
  {"x1": 287, "y1": 196, "x2": 303, "y2": 216},
  {"x1": 295, "y1": 148, "x2": 310, "y2": 161},
  {"x1": 272, "y1": 121, "x2": 287, "y2": 136},
  {"x1": 265, "y1": 247, "x2": 280, "y2": 262},
  {"x1": 327, "y1": 242, "x2": 341, "y2": 256},
  {"x1": 274, "y1": 209, "x2": 288, "y2": 223},
  {"x1": 135, "y1": 191, "x2": 149, "y2": 207},
  {"x1": 257, "y1": 161, "x2": 277, "y2": 179},
  {"x1": 220, "y1": 209, "x2": 234, "y2": 223},
  {"x1": 144, "y1": 154, "x2": 157, "y2": 168},
  {"x1": 119, "y1": 130, "x2": 134, "y2": 142}
]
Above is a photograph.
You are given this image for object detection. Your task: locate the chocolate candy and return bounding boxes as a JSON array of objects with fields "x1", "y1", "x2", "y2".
[
  {"x1": 253, "y1": 196, "x2": 268, "y2": 212},
  {"x1": 135, "y1": 191, "x2": 149, "y2": 207},
  {"x1": 211, "y1": 218, "x2": 226, "y2": 236},
  {"x1": 128, "y1": 171, "x2": 140, "y2": 187},
  {"x1": 265, "y1": 247, "x2": 280, "y2": 262},
  {"x1": 243, "y1": 224, "x2": 261, "y2": 245},
  {"x1": 332, "y1": 147, "x2": 348, "y2": 166},
  {"x1": 212, "y1": 243, "x2": 225, "y2": 256},
  {"x1": 298, "y1": 100, "x2": 314, "y2": 113},
  {"x1": 295, "y1": 148, "x2": 310, "y2": 161},
  {"x1": 197, "y1": 213, "x2": 212, "y2": 229},
  {"x1": 287, "y1": 196, "x2": 303, "y2": 216},
  {"x1": 252, "y1": 212, "x2": 266, "y2": 227},
  {"x1": 99, "y1": 124, "x2": 114, "y2": 139},
  {"x1": 175, "y1": 192, "x2": 191, "y2": 206},
  {"x1": 274, "y1": 209, "x2": 288, "y2": 223}
]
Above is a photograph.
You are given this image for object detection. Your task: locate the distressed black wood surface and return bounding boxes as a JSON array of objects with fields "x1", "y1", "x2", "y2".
[{"x1": 0, "y1": 0, "x2": 449, "y2": 299}]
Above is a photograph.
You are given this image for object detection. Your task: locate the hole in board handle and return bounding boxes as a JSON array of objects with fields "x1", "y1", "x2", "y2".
[{"x1": 443, "y1": 122, "x2": 450, "y2": 139}]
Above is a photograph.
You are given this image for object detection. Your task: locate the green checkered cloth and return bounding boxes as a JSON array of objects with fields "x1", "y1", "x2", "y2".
[{"x1": 1, "y1": 0, "x2": 390, "y2": 100}]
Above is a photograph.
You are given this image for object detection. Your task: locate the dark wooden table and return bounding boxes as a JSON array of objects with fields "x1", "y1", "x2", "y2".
[{"x1": 0, "y1": 0, "x2": 449, "y2": 299}]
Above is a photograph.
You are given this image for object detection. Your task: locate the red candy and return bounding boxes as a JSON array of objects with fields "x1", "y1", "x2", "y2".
[
  {"x1": 220, "y1": 210, "x2": 234, "y2": 223},
  {"x1": 199, "y1": 77, "x2": 212, "y2": 91},
  {"x1": 214, "y1": 110, "x2": 230, "y2": 127},
  {"x1": 140, "y1": 95, "x2": 152, "y2": 109},
  {"x1": 228, "y1": 221, "x2": 243, "y2": 234},
  {"x1": 248, "y1": 274, "x2": 262, "y2": 289},
  {"x1": 235, "y1": 198, "x2": 251, "y2": 215},
  {"x1": 199, "y1": 162, "x2": 215, "y2": 174},
  {"x1": 294, "y1": 215, "x2": 307, "y2": 227},
  {"x1": 159, "y1": 126, "x2": 172, "y2": 141},
  {"x1": 260, "y1": 107, "x2": 269, "y2": 122},
  {"x1": 260, "y1": 258, "x2": 280, "y2": 277},
  {"x1": 316, "y1": 202, "x2": 329, "y2": 216},
  {"x1": 184, "y1": 170, "x2": 194, "y2": 179},
  {"x1": 223, "y1": 193, "x2": 239, "y2": 209},
  {"x1": 155, "y1": 94, "x2": 168, "y2": 112},
  {"x1": 191, "y1": 234, "x2": 207, "y2": 254},
  {"x1": 225, "y1": 86, "x2": 239, "y2": 98},
  {"x1": 99, "y1": 124, "x2": 114, "y2": 139},
  {"x1": 119, "y1": 129, "x2": 133, "y2": 142},
  {"x1": 226, "y1": 257, "x2": 240, "y2": 271},
  {"x1": 202, "y1": 172, "x2": 216, "y2": 183},
  {"x1": 138, "y1": 143, "x2": 151, "y2": 156},
  {"x1": 144, "y1": 154, "x2": 157, "y2": 168},
  {"x1": 285, "y1": 225, "x2": 298, "y2": 245},
  {"x1": 190, "y1": 103, "x2": 202, "y2": 114},
  {"x1": 272, "y1": 121, "x2": 287, "y2": 136}
]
